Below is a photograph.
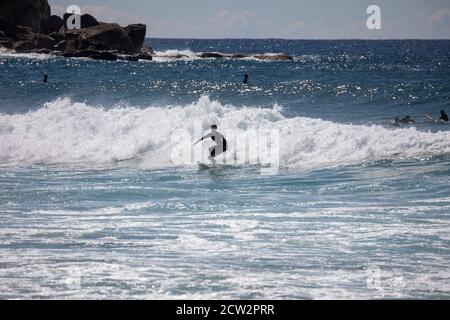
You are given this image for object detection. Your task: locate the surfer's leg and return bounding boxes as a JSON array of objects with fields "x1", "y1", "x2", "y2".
[{"x1": 209, "y1": 147, "x2": 217, "y2": 166}]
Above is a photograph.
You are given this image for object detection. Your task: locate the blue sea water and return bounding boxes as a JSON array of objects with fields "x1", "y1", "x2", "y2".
[{"x1": 0, "y1": 39, "x2": 449, "y2": 299}]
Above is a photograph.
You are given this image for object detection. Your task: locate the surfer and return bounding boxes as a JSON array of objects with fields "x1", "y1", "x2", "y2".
[
  {"x1": 425, "y1": 111, "x2": 449, "y2": 123},
  {"x1": 194, "y1": 125, "x2": 227, "y2": 166},
  {"x1": 43, "y1": 73, "x2": 48, "y2": 83},
  {"x1": 439, "y1": 110, "x2": 449, "y2": 122},
  {"x1": 396, "y1": 115, "x2": 414, "y2": 124},
  {"x1": 243, "y1": 74, "x2": 249, "y2": 84}
]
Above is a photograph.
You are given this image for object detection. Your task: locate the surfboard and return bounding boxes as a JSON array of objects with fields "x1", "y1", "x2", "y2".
[
  {"x1": 424, "y1": 114, "x2": 449, "y2": 124},
  {"x1": 197, "y1": 162, "x2": 213, "y2": 170}
]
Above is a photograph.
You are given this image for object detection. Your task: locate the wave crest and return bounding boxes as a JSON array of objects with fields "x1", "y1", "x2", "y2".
[{"x1": 1, "y1": 96, "x2": 449, "y2": 170}]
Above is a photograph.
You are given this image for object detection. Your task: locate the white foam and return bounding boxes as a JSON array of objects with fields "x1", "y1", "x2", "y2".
[
  {"x1": 1, "y1": 96, "x2": 450, "y2": 170},
  {"x1": 0, "y1": 48, "x2": 53, "y2": 60},
  {"x1": 152, "y1": 49, "x2": 200, "y2": 62}
]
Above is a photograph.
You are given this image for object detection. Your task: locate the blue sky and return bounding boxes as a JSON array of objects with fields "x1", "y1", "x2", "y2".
[{"x1": 51, "y1": 0, "x2": 450, "y2": 39}]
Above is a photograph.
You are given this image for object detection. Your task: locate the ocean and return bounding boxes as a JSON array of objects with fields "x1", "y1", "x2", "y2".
[{"x1": 0, "y1": 39, "x2": 449, "y2": 299}]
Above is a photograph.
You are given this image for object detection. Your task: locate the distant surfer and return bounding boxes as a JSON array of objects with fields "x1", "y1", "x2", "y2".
[
  {"x1": 395, "y1": 115, "x2": 414, "y2": 125},
  {"x1": 439, "y1": 110, "x2": 449, "y2": 122},
  {"x1": 243, "y1": 74, "x2": 249, "y2": 84},
  {"x1": 194, "y1": 125, "x2": 227, "y2": 166},
  {"x1": 424, "y1": 111, "x2": 448, "y2": 123},
  {"x1": 43, "y1": 73, "x2": 48, "y2": 83}
]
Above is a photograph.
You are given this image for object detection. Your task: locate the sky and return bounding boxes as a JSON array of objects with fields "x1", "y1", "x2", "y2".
[{"x1": 50, "y1": 0, "x2": 450, "y2": 39}]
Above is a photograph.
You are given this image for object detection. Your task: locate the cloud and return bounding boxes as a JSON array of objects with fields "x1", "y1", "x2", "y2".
[
  {"x1": 81, "y1": 5, "x2": 148, "y2": 26},
  {"x1": 51, "y1": 4, "x2": 150, "y2": 27},
  {"x1": 208, "y1": 11, "x2": 255, "y2": 28},
  {"x1": 429, "y1": 8, "x2": 450, "y2": 23},
  {"x1": 152, "y1": 18, "x2": 200, "y2": 38},
  {"x1": 152, "y1": 10, "x2": 261, "y2": 38},
  {"x1": 47, "y1": 3, "x2": 450, "y2": 39}
]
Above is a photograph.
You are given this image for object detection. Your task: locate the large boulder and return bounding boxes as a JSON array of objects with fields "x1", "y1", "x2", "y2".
[
  {"x1": 62, "y1": 50, "x2": 117, "y2": 61},
  {"x1": 40, "y1": 15, "x2": 63, "y2": 35},
  {"x1": 0, "y1": 1, "x2": 148, "y2": 61},
  {"x1": 198, "y1": 52, "x2": 224, "y2": 58},
  {"x1": 0, "y1": 0, "x2": 50, "y2": 32},
  {"x1": 76, "y1": 23, "x2": 137, "y2": 53},
  {"x1": 0, "y1": 15, "x2": 14, "y2": 33},
  {"x1": 80, "y1": 14, "x2": 99, "y2": 29},
  {"x1": 54, "y1": 23, "x2": 138, "y2": 53},
  {"x1": 125, "y1": 24, "x2": 146, "y2": 52},
  {"x1": 34, "y1": 34, "x2": 56, "y2": 49},
  {"x1": 13, "y1": 40, "x2": 35, "y2": 52},
  {"x1": 0, "y1": 39, "x2": 13, "y2": 48},
  {"x1": 10, "y1": 25, "x2": 36, "y2": 41}
]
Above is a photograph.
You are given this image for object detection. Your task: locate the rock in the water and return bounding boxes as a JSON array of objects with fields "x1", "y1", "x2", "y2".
[
  {"x1": 89, "y1": 51, "x2": 117, "y2": 61},
  {"x1": 40, "y1": 15, "x2": 64, "y2": 35},
  {"x1": 0, "y1": 1, "x2": 147, "y2": 60},
  {"x1": 27, "y1": 48, "x2": 51, "y2": 54},
  {"x1": 231, "y1": 54, "x2": 248, "y2": 59},
  {"x1": 0, "y1": 0, "x2": 50, "y2": 32},
  {"x1": 0, "y1": 39, "x2": 13, "y2": 48},
  {"x1": 62, "y1": 50, "x2": 117, "y2": 61},
  {"x1": 13, "y1": 40, "x2": 35, "y2": 52},
  {"x1": 47, "y1": 31, "x2": 65, "y2": 42},
  {"x1": 198, "y1": 52, "x2": 224, "y2": 58},
  {"x1": 62, "y1": 50, "x2": 99, "y2": 58},
  {"x1": 0, "y1": 16, "x2": 15, "y2": 36},
  {"x1": 253, "y1": 54, "x2": 293, "y2": 61},
  {"x1": 54, "y1": 39, "x2": 80, "y2": 51},
  {"x1": 136, "y1": 53, "x2": 153, "y2": 61},
  {"x1": 118, "y1": 55, "x2": 139, "y2": 62},
  {"x1": 81, "y1": 14, "x2": 99, "y2": 29},
  {"x1": 141, "y1": 46, "x2": 154, "y2": 55},
  {"x1": 73, "y1": 23, "x2": 137, "y2": 53},
  {"x1": 125, "y1": 24, "x2": 146, "y2": 52}
]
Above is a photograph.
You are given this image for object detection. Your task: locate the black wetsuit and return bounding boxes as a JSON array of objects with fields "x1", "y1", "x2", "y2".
[
  {"x1": 440, "y1": 113, "x2": 449, "y2": 122},
  {"x1": 209, "y1": 135, "x2": 227, "y2": 157}
]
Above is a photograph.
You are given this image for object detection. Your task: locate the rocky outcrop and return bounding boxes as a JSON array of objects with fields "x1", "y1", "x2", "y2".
[
  {"x1": 58, "y1": 23, "x2": 137, "y2": 53},
  {"x1": 198, "y1": 52, "x2": 224, "y2": 58},
  {"x1": 62, "y1": 50, "x2": 117, "y2": 61},
  {"x1": 253, "y1": 54, "x2": 293, "y2": 61},
  {"x1": 188, "y1": 52, "x2": 293, "y2": 61},
  {"x1": 80, "y1": 14, "x2": 99, "y2": 29},
  {"x1": 125, "y1": 24, "x2": 146, "y2": 52},
  {"x1": 40, "y1": 15, "x2": 63, "y2": 35},
  {"x1": 0, "y1": 0, "x2": 50, "y2": 32},
  {"x1": 0, "y1": 0, "x2": 150, "y2": 61},
  {"x1": 0, "y1": 2, "x2": 294, "y2": 63}
]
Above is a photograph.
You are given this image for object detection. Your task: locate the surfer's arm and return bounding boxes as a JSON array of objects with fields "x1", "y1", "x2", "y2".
[{"x1": 194, "y1": 133, "x2": 212, "y2": 145}]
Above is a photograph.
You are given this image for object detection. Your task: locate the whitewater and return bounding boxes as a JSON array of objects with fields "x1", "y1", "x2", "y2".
[{"x1": 2, "y1": 96, "x2": 450, "y2": 170}]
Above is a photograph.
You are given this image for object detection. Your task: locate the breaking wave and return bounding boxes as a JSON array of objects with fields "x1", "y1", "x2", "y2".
[{"x1": 1, "y1": 96, "x2": 450, "y2": 170}]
